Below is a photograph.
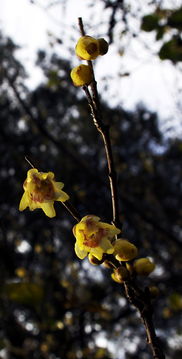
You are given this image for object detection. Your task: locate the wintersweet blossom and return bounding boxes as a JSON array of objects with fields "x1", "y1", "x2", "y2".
[
  {"x1": 73, "y1": 215, "x2": 121, "y2": 260},
  {"x1": 19, "y1": 168, "x2": 69, "y2": 218}
]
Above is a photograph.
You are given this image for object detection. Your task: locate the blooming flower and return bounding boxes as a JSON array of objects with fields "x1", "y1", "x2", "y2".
[
  {"x1": 19, "y1": 168, "x2": 69, "y2": 217},
  {"x1": 73, "y1": 215, "x2": 121, "y2": 260}
]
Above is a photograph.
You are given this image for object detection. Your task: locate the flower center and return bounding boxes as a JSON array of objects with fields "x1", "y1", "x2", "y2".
[
  {"x1": 83, "y1": 228, "x2": 105, "y2": 248},
  {"x1": 29, "y1": 176, "x2": 54, "y2": 203}
]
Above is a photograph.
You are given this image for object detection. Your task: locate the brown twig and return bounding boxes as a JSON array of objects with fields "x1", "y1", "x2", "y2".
[
  {"x1": 124, "y1": 281, "x2": 165, "y2": 359},
  {"x1": 78, "y1": 17, "x2": 122, "y2": 231},
  {"x1": 61, "y1": 201, "x2": 81, "y2": 223},
  {"x1": 78, "y1": 17, "x2": 165, "y2": 359}
]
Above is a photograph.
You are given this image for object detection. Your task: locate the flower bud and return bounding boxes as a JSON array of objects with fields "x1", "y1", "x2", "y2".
[
  {"x1": 126, "y1": 262, "x2": 134, "y2": 274},
  {"x1": 114, "y1": 239, "x2": 138, "y2": 261},
  {"x1": 70, "y1": 65, "x2": 93, "y2": 87},
  {"x1": 102, "y1": 260, "x2": 115, "y2": 269},
  {"x1": 88, "y1": 253, "x2": 103, "y2": 265},
  {"x1": 111, "y1": 266, "x2": 129, "y2": 283},
  {"x1": 133, "y1": 258, "x2": 155, "y2": 276},
  {"x1": 98, "y1": 38, "x2": 109, "y2": 55},
  {"x1": 149, "y1": 286, "x2": 159, "y2": 298},
  {"x1": 75, "y1": 36, "x2": 99, "y2": 60}
]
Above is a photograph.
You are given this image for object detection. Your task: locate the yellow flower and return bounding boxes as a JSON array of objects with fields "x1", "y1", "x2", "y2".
[
  {"x1": 73, "y1": 215, "x2": 121, "y2": 260},
  {"x1": 114, "y1": 239, "x2": 138, "y2": 261},
  {"x1": 19, "y1": 168, "x2": 69, "y2": 218},
  {"x1": 70, "y1": 65, "x2": 93, "y2": 87},
  {"x1": 133, "y1": 258, "x2": 155, "y2": 276},
  {"x1": 75, "y1": 36, "x2": 100, "y2": 60}
]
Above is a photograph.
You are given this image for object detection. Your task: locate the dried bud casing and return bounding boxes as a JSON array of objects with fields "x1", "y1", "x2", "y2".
[{"x1": 98, "y1": 38, "x2": 109, "y2": 55}]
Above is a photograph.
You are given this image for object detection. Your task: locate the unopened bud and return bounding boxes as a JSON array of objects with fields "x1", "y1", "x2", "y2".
[
  {"x1": 114, "y1": 239, "x2": 138, "y2": 262},
  {"x1": 75, "y1": 36, "x2": 99, "y2": 60},
  {"x1": 70, "y1": 65, "x2": 93, "y2": 87},
  {"x1": 134, "y1": 258, "x2": 155, "y2": 276},
  {"x1": 112, "y1": 266, "x2": 129, "y2": 283}
]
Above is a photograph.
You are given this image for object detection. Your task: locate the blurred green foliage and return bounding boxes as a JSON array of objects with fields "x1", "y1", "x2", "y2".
[{"x1": 141, "y1": 6, "x2": 182, "y2": 62}]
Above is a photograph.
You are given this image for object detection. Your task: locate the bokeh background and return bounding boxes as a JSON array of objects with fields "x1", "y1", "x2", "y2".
[{"x1": 0, "y1": 1, "x2": 182, "y2": 358}]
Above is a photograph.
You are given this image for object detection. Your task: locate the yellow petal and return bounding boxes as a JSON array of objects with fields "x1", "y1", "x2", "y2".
[
  {"x1": 74, "y1": 230, "x2": 85, "y2": 247},
  {"x1": 41, "y1": 202, "x2": 56, "y2": 218},
  {"x1": 81, "y1": 215, "x2": 100, "y2": 223},
  {"x1": 27, "y1": 168, "x2": 38, "y2": 182},
  {"x1": 47, "y1": 171, "x2": 55, "y2": 179},
  {"x1": 81, "y1": 215, "x2": 100, "y2": 236},
  {"x1": 19, "y1": 192, "x2": 29, "y2": 211},
  {"x1": 75, "y1": 242, "x2": 88, "y2": 259},
  {"x1": 101, "y1": 238, "x2": 114, "y2": 254},
  {"x1": 91, "y1": 247, "x2": 103, "y2": 260},
  {"x1": 74, "y1": 222, "x2": 86, "y2": 232},
  {"x1": 100, "y1": 222, "x2": 121, "y2": 235},
  {"x1": 56, "y1": 190, "x2": 69, "y2": 202},
  {"x1": 29, "y1": 199, "x2": 39, "y2": 211},
  {"x1": 41, "y1": 171, "x2": 54, "y2": 180},
  {"x1": 54, "y1": 181, "x2": 64, "y2": 191}
]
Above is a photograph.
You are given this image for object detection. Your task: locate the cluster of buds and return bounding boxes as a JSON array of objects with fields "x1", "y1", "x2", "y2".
[
  {"x1": 70, "y1": 35, "x2": 109, "y2": 87},
  {"x1": 72, "y1": 215, "x2": 155, "y2": 283},
  {"x1": 110, "y1": 239, "x2": 155, "y2": 283}
]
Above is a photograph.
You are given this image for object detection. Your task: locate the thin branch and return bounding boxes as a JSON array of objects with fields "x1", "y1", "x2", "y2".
[
  {"x1": 78, "y1": 17, "x2": 166, "y2": 359},
  {"x1": 78, "y1": 17, "x2": 122, "y2": 231},
  {"x1": 62, "y1": 201, "x2": 81, "y2": 222},
  {"x1": 124, "y1": 281, "x2": 165, "y2": 359}
]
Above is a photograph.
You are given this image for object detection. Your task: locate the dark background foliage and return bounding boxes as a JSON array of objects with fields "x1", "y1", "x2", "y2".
[{"x1": 0, "y1": 1, "x2": 182, "y2": 358}]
